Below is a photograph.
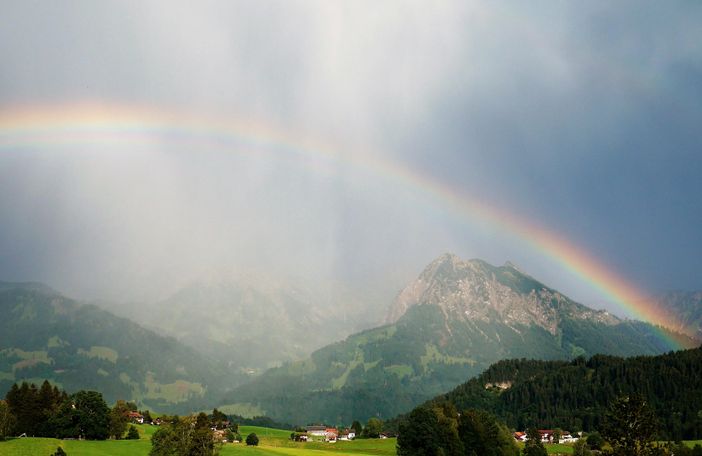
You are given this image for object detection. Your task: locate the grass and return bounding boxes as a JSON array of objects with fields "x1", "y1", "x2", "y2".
[
  {"x1": 517, "y1": 441, "x2": 574, "y2": 455},
  {"x1": 0, "y1": 437, "x2": 149, "y2": 456},
  {"x1": 545, "y1": 443, "x2": 574, "y2": 454},
  {"x1": 77, "y1": 346, "x2": 118, "y2": 363},
  {"x1": 0, "y1": 425, "x2": 397, "y2": 456},
  {"x1": 240, "y1": 425, "x2": 294, "y2": 441},
  {"x1": 5, "y1": 425, "x2": 694, "y2": 456}
]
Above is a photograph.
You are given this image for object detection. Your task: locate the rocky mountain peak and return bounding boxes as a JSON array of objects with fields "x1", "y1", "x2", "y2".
[{"x1": 385, "y1": 253, "x2": 620, "y2": 332}]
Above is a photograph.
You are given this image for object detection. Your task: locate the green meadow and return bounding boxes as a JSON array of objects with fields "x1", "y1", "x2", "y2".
[
  {"x1": 2, "y1": 425, "x2": 698, "y2": 456},
  {"x1": 0, "y1": 424, "x2": 398, "y2": 456}
]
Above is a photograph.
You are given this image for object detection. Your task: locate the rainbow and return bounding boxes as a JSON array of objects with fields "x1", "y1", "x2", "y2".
[{"x1": 0, "y1": 101, "x2": 690, "y2": 349}]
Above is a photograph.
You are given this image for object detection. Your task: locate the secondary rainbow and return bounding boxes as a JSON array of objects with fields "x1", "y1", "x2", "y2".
[{"x1": 0, "y1": 101, "x2": 687, "y2": 348}]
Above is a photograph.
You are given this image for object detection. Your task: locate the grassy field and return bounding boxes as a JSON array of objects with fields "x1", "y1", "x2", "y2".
[
  {"x1": 545, "y1": 443, "x2": 573, "y2": 455},
  {"x1": 0, "y1": 424, "x2": 397, "y2": 456},
  {"x1": 2, "y1": 426, "x2": 698, "y2": 456}
]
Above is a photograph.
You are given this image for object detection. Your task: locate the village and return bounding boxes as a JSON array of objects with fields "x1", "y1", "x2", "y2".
[
  {"x1": 513, "y1": 430, "x2": 579, "y2": 444},
  {"x1": 126, "y1": 410, "x2": 578, "y2": 447}
]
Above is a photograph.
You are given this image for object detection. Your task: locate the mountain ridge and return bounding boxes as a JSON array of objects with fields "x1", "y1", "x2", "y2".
[{"x1": 387, "y1": 252, "x2": 620, "y2": 329}]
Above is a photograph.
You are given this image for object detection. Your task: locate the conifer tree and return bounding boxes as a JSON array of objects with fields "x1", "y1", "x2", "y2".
[
  {"x1": 523, "y1": 427, "x2": 547, "y2": 456},
  {"x1": 602, "y1": 394, "x2": 659, "y2": 456},
  {"x1": 0, "y1": 400, "x2": 16, "y2": 440}
]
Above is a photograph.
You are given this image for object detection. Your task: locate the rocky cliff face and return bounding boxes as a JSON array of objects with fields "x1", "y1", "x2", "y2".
[{"x1": 386, "y1": 253, "x2": 619, "y2": 334}]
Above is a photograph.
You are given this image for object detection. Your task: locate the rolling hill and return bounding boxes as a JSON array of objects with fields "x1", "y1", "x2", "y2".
[{"x1": 0, "y1": 282, "x2": 238, "y2": 412}]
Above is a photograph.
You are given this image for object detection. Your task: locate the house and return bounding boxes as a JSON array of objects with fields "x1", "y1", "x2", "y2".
[
  {"x1": 339, "y1": 428, "x2": 356, "y2": 440},
  {"x1": 325, "y1": 428, "x2": 338, "y2": 442},
  {"x1": 537, "y1": 430, "x2": 554, "y2": 442},
  {"x1": 305, "y1": 426, "x2": 327, "y2": 438},
  {"x1": 127, "y1": 411, "x2": 144, "y2": 424},
  {"x1": 514, "y1": 430, "x2": 576, "y2": 443}
]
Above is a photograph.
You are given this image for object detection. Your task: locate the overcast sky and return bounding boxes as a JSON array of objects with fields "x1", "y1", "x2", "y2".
[{"x1": 0, "y1": 1, "x2": 700, "y2": 316}]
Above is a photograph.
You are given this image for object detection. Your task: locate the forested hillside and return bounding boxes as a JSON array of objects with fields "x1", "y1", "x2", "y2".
[
  {"x1": 420, "y1": 347, "x2": 702, "y2": 440},
  {"x1": 0, "y1": 283, "x2": 237, "y2": 412}
]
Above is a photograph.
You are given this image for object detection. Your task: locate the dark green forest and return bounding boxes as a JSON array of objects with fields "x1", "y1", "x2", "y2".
[{"x1": 412, "y1": 347, "x2": 702, "y2": 440}]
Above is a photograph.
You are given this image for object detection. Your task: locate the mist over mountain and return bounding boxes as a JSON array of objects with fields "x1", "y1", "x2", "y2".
[
  {"x1": 654, "y1": 291, "x2": 702, "y2": 340},
  {"x1": 111, "y1": 275, "x2": 386, "y2": 371},
  {"x1": 220, "y1": 254, "x2": 697, "y2": 424}
]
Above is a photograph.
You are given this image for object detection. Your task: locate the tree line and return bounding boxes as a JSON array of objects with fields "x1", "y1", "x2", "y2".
[
  {"x1": 397, "y1": 393, "x2": 702, "y2": 456},
  {"x1": 0, "y1": 380, "x2": 143, "y2": 440}
]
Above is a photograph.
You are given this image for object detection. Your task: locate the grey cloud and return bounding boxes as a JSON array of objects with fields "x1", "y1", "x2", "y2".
[{"x1": 0, "y1": 1, "x2": 700, "y2": 313}]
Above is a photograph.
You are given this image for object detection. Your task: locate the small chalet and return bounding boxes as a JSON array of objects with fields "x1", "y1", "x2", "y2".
[
  {"x1": 513, "y1": 432, "x2": 527, "y2": 442},
  {"x1": 128, "y1": 411, "x2": 144, "y2": 424},
  {"x1": 305, "y1": 426, "x2": 327, "y2": 438},
  {"x1": 325, "y1": 428, "x2": 338, "y2": 442},
  {"x1": 339, "y1": 428, "x2": 356, "y2": 440}
]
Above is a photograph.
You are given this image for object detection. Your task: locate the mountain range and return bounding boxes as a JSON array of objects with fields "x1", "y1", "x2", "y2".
[
  {"x1": 0, "y1": 254, "x2": 698, "y2": 422},
  {"x1": 220, "y1": 254, "x2": 698, "y2": 424}
]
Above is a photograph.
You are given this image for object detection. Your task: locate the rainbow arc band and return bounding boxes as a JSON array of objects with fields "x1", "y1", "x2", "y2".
[{"x1": 0, "y1": 100, "x2": 684, "y2": 350}]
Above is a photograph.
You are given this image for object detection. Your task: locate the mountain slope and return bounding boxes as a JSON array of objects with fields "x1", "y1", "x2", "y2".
[
  {"x1": 414, "y1": 347, "x2": 702, "y2": 440},
  {"x1": 113, "y1": 277, "x2": 382, "y2": 372},
  {"x1": 222, "y1": 254, "x2": 697, "y2": 424},
  {"x1": 0, "y1": 283, "x2": 238, "y2": 412}
]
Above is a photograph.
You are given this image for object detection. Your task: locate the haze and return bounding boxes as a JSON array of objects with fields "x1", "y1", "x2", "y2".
[{"x1": 1, "y1": 1, "x2": 701, "y2": 320}]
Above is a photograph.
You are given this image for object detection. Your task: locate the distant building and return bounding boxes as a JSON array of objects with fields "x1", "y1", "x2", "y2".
[
  {"x1": 325, "y1": 428, "x2": 338, "y2": 441},
  {"x1": 305, "y1": 426, "x2": 327, "y2": 438},
  {"x1": 127, "y1": 411, "x2": 144, "y2": 424}
]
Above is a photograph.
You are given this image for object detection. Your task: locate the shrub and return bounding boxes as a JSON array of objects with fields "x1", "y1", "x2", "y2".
[
  {"x1": 246, "y1": 432, "x2": 259, "y2": 446},
  {"x1": 126, "y1": 425, "x2": 139, "y2": 440}
]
